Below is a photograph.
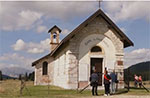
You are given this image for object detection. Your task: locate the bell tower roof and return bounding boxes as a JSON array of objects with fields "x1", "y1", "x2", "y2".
[{"x1": 48, "y1": 25, "x2": 62, "y2": 33}]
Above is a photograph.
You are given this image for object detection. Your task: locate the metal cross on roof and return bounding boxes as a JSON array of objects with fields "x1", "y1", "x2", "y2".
[{"x1": 98, "y1": 0, "x2": 102, "y2": 9}]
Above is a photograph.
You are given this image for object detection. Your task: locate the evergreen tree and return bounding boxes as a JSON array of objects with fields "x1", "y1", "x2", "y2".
[
  {"x1": 124, "y1": 61, "x2": 150, "y2": 81},
  {"x1": 0, "y1": 70, "x2": 2, "y2": 80},
  {"x1": 19, "y1": 74, "x2": 22, "y2": 80},
  {"x1": 28, "y1": 71, "x2": 34, "y2": 81},
  {"x1": 25, "y1": 72, "x2": 28, "y2": 81},
  {"x1": 31, "y1": 72, "x2": 34, "y2": 81}
]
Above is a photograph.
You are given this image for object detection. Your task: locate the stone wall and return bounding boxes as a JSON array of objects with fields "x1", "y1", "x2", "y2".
[
  {"x1": 34, "y1": 56, "x2": 54, "y2": 85},
  {"x1": 105, "y1": 30, "x2": 124, "y2": 88},
  {"x1": 68, "y1": 15, "x2": 124, "y2": 89},
  {"x1": 34, "y1": 15, "x2": 125, "y2": 89}
]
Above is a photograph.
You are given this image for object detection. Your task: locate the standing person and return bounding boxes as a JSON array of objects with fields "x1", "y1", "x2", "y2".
[
  {"x1": 90, "y1": 70, "x2": 99, "y2": 96},
  {"x1": 110, "y1": 70, "x2": 117, "y2": 94},
  {"x1": 134, "y1": 74, "x2": 138, "y2": 88},
  {"x1": 104, "y1": 70, "x2": 111, "y2": 96},
  {"x1": 138, "y1": 76, "x2": 142, "y2": 88}
]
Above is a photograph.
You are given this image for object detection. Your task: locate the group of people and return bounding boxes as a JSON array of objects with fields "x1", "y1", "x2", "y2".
[
  {"x1": 90, "y1": 68, "x2": 118, "y2": 96},
  {"x1": 134, "y1": 74, "x2": 142, "y2": 88}
]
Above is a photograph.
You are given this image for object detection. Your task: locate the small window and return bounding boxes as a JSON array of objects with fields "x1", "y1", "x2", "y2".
[
  {"x1": 42, "y1": 61, "x2": 48, "y2": 75},
  {"x1": 91, "y1": 46, "x2": 102, "y2": 52},
  {"x1": 117, "y1": 61, "x2": 123, "y2": 66},
  {"x1": 53, "y1": 32, "x2": 57, "y2": 38}
]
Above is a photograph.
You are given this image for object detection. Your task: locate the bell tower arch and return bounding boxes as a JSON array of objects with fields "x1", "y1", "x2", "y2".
[{"x1": 48, "y1": 25, "x2": 61, "y2": 51}]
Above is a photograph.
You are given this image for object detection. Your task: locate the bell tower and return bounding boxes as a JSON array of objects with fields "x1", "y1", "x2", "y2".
[{"x1": 48, "y1": 25, "x2": 61, "y2": 51}]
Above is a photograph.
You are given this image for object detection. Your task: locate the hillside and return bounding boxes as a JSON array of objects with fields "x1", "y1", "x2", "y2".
[
  {"x1": 2, "y1": 74, "x2": 16, "y2": 79},
  {"x1": 124, "y1": 61, "x2": 150, "y2": 81}
]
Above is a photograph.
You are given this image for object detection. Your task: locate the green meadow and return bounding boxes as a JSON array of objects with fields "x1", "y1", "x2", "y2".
[{"x1": 0, "y1": 80, "x2": 150, "y2": 98}]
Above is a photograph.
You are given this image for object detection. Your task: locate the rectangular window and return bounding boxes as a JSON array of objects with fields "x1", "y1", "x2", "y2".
[
  {"x1": 117, "y1": 61, "x2": 123, "y2": 66},
  {"x1": 42, "y1": 62, "x2": 48, "y2": 75}
]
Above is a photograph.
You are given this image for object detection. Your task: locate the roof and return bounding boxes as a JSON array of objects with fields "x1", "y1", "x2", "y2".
[
  {"x1": 32, "y1": 9, "x2": 133, "y2": 66},
  {"x1": 48, "y1": 25, "x2": 62, "y2": 33}
]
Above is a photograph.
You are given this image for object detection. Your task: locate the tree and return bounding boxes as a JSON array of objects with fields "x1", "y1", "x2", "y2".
[
  {"x1": 28, "y1": 71, "x2": 34, "y2": 81},
  {"x1": 25, "y1": 72, "x2": 28, "y2": 81},
  {"x1": 19, "y1": 74, "x2": 22, "y2": 80},
  {"x1": 0, "y1": 70, "x2": 2, "y2": 80}
]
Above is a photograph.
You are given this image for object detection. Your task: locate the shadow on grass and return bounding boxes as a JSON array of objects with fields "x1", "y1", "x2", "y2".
[
  {"x1": 128, "y1": 86, "x2": 150, "y2": 92},
  {"x1": 128, "y1": 86, "x2": 150, "y2": 90},
  {"x1": 111, "y1": 89, "x2": 129, "y2": 95},
  {"x1": 129, "y1": 87, "x2": 144, "y2": 89},
  {"x1": 79, "y1": 89, "x2": 129, "y2": 96}
]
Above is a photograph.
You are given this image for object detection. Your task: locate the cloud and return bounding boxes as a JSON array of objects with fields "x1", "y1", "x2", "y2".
[
  {"x1": 103, "y1": 1, "x2": 150, "y2": 22},
  {"x1": 0, "y1": 53, "x2": 35, "y2": 69},
  {"x1": 1, "y1": 66, "x2": 32, "y2": 77},
  {"x1": 62, "y1": 29, "x2": 70, "y2": 35},
  {"x1": 0, "y1": 53, "x2": 34, "y2": 76},
  {"x1": 0, "y1": 1, "x2": 97, "y2": 31},
  {"x1": 124, "y1": 48, "x2": 150, "y2": 68},
  {"x1": 12, "y1": 38, "x2": 50, "y2": 54},
  {"x1": 12, "y1": 39, "x2": 25, "y2": 51},
  {"x1": 0, "y1": 63, "x2": 6, "y2": 69},
  {"x1": 0, "y1": 8, "x2": 43, "y2": 31},
  {"x1": 1, "y1": 1, "x2": 149, "y2": 32},
  {"x1": 27, "y1": 48, "x2": 44, "y2": 54},
  {"x1": 36, "y1": 25, "x2": 48, "y2": 33},
  {"x1": 17, "y1": 10, "x2": 43, "y2": 30}
]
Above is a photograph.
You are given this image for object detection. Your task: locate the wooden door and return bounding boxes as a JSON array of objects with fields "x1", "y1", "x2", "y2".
[{"x1": 91, "y1": 58, "x2": 103, "y2": 86}]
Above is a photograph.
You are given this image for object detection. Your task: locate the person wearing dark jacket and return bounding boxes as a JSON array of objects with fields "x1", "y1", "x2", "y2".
[
  {"x1": 104, "y1": 70, "x2": 111, "y2": 96},
  {"x1": 90, "y1": 70, "x2": 99, "y2": 96},
  {"x1": 110, "y1": 70, "x2": 117, "y2": 94}
]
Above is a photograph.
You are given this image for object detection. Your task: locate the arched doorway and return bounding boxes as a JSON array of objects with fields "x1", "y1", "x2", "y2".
[
  {"x1": 78, "y1": 34, "x2": 116, "y2": 88},
  {"x1": 90, "y1": 46, "x2": 103, "y2": 86}
]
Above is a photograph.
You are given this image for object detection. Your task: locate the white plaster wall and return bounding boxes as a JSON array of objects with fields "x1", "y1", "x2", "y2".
[
  {"x1": 53, "y1": 46, "x2": 70, "y2": 89},
  {"x1": 34, "y1": 45, "x2": 71, "y2": 89},
  {"x1": 34, "y1": 67, "x2": 37, "y2": 85},
  {"x1": 78, "y1": 34, "x2": 116, "y2": 83},
  {"x1": 34, "y1": 14, "x2": 125, "y2": 89}
]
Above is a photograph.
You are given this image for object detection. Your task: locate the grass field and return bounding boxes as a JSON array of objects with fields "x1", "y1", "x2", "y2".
[{"x1": 0, "y1": 80, "x2": 150, "y2": 98}]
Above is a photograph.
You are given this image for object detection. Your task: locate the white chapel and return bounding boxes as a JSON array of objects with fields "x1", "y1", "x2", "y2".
[{"x1": 32, "y1": 9, "x2": 133, "y2": 89}]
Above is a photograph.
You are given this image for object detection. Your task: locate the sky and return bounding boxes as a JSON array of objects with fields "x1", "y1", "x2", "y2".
[{"x1": 0, "y1": 1, "x2": 150, "y2": 73}]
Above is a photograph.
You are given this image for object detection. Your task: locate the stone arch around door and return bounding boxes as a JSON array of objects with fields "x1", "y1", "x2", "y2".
[{"x1": 78, "y1": 34, "x2": 116, "y2": 88}]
